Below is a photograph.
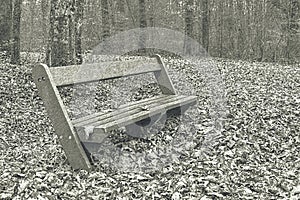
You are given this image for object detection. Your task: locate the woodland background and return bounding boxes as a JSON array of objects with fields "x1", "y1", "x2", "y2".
[
  {"x1": 0, "y1": 0, "x2": 300, "y2": 66},
  {"x1": 0, "y1": 1, "x2": 300, "y2": 199}
]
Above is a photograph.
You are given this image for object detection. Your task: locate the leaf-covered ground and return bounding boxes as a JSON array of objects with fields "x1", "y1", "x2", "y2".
[{"x1": 0, "y1": 54, "x2": 299, "y2": 199}]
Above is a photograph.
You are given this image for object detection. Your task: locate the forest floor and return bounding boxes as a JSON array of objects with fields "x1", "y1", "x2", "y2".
[{"x1": 0, "y1": 53, "x2": 299, "y2": 199}]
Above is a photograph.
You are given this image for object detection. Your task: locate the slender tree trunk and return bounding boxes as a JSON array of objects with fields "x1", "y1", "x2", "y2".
[
  {"x1": 184, "y1": 0, "x2": 194, "y2": 55},
  {"x1": 255, "y1": 1, "x2": 265, "y2": 61},
  {"x1": 218, "y1": 0, "x2": 224, "y2": 57},
  {"x1": 197, "y1": 0, "x2": 202, "y2": 53},
  {"x1": 246, "y1": 0, "x2": 252, "y2": 59},
  {"x1": 0, "y1": 0, "x2": 12, "y2": 51},
  {"x1": 285, "y1": 0, "x2": 300, "y2": 61},
  {"x1": 11, "y1": 0, "x2": 22, "y2": 64},
  {"x1": 149, "y1": 0, "x2": 155, "y2": 27},
  {"x1": 139, "y1": 0, "x2": 147, "y2": 29},
  {"x1": 139, "y1": 0, "x2": 147, "y2": 51},
  {"x1": 41, "y1": 0, "x2": 49, "y2": 48},
  {"x1": 101, "y1": 0, "x2": 110, "y2": 40},
  {"x1": 74, "y1": 0, "x2": 84, "y2": 64},
  {"x1": 28, "y1": 0, "x2": 35, "y2": 52},
  {"x1": 115, "y1": 0, "x2": 126, "y2": 32},
  {"x1": 202, "y1": 0, "x2": 209, "y2": 53},
  {"x1": 125, "y1": 0, "x2": 137, "y2": 26},
  {"x1": 68, "y1": 10, "x2": 74, "y2": 64},
  {"x1": 236, "y1": 0, "x2": 244, "y2": 59}
]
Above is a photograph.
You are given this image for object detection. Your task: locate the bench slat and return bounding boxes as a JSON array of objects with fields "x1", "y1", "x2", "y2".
[
  {"x1": 72, "y1": 94, "x2": 168, "y2": 125},
  {"x1": 94, "y1": 95, "x2": 197, "y2": 134},
  {"x1": 73, "y1": 95, "x2": 177, "y2": 127},
  {"x1": 84, "y1": 95, "x2": 187, "y2": 128},
  {"x1": 75, "y1": 95, "x2": 196, "y2": 142},
  {"x1": 50, "y1": 58, "x2": 161, "y2": 86}
]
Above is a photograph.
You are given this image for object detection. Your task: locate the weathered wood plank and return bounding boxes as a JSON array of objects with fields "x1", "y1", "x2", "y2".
[
  {"x1": 88, "y1": 95, "x2": 187, "y2": 128},
  {"x1": 153, "y1": 54, "x2": 176, "y2": 95},
  {"x1": 72, "y1": 95, "x2": 174, "y2": 127},
  {"x1": 32, "y1": 64, "x2": 92, "y2": 170},
  {"x1": 74, "y1": 95, "x2": 196, "y2": 142},
  {"x1": 71, "y1": 94, "x2": 168, "y2": 125},
  {"x1": 94, "y1": 95, "x2": 197, "y2": 134},
  {"x1": 74, "y1": 95, "x2": 184, "y2": 128},
  {"x1": 73, "y1": 95, "x2": 182, "y2": 142},
  {"x1": 50, "y1": 58, "x2": 161, "y2": 86}
]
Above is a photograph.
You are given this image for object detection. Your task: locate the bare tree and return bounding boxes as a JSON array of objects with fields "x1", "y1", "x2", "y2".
[
  {"x1": 217, "y1": 0, "x2": 224, "y2": 57},
  {"x1": 184, "y1": 0, "x2": 194, "y2": 55},
  {"x1": 47, "y1": 0, "x2": 85, "y2": 67},
  {"x1": 74, "y1": 0, "x2": 84, "y2": 64},
  {"x1": 41, "y1": 0, "x2": 50, "y2": 47},
  {"x1": 47, "y1": 0, "x2": 67, "y2": 67},
  {"x1": 101, "y1": 0, "x2": 110, "y2": 40},
  {"x1": 11, "y1": 0, "x2": 22, "y2": 64},
  {"x1": 0, "y1": 0, "x2": 12, "y2": 51},
  {"x1": 201, "y1": 0, "x2": 209, "y2": 53},
  {"x1": 139, "y1": 0, "x2": 147, "y2": 51}
]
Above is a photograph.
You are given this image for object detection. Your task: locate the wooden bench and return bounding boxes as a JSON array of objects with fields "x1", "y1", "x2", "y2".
[{"x1": 32, "y1": 55, "x2": 197, "y2": 170}]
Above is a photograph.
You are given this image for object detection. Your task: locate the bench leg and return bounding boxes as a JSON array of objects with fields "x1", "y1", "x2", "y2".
[
  {"x1": 167, "y1": 106, "x2": 187, "y2": 116},
  {"x1": 125, "y1": 103, "x2": 195, "y2": 138},
  {"x1": 125, "y1": 124, "x2": 146, "y2": 138},
  {"x1": 125, "y1": 112, "x2": 165, "y2": 138},
  {"x1": 81, "y1": 141, "x2": 103, "y2": 155}
]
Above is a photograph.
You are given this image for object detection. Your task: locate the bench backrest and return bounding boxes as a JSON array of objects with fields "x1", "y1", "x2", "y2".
[
  {"x1": 49, "y1": 58, "x2": 161, "y2": 86},
  {"x1": 32, "y1": 54, "x2": 176, "y2": 170}
]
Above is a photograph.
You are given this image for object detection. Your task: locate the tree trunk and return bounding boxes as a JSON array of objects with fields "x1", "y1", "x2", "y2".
[
  {"x1": 0, "y1": 0, "x2": 12, "y2": 51},
  {"x1": 139, "y1": 0, "x2": 147, "y2": 51},
  {"x1": 202, "y1": 0, "x2": 209, "y2": 53},
  {"x1": 47, "y1": 0, "x2": 70, "y2": 67},
  {"x1": 245, "y1": 0, "x2": 252, "y2": 59},
  {"x1": 74, "y1": 0, "x2": 84, "y2": 64},
  {"x1": 101, "y1": 0, "x2": 110, "y2": 40},
  {"x1": 254, "y1": 0, "x2": 265, "y2": 62},
  {"x1": 217, "y1": 0, "x2": 224, "y2": 57},
  {"x1": 125, "y1": 0, "x2": 137, "y2": 26},
  {"x1": 47, "y1": 0, "x2": 84, "y2": 66},
  {"x1": 115, "y1": 0, "x2": 126, "y2": 32},
  {"x1": 11, "y1": 0, "x2": 22, "y2": 64},
  {"x1": 41, "y1": 0, "x2": 49, "y2": 48},
  {"x1": 184, "y1": 0, "x2": 194, "y2": 55},
  {"x1": 68, "y1": 13, "x2": 74, "y2": 64},
  {"x1": 236, "y1": 0, "x2": 244, "y2": 59},
  {"x1": 286, "y1": 0, "x2": 300, "y2": 61}
]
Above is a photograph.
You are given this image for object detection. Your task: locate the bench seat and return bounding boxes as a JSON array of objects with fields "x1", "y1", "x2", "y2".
[{"x1": 72, "y1": 94, "x2": 197, "y2": 143}]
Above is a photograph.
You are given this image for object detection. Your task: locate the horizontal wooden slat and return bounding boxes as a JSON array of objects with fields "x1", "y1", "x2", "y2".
[
  {"x1": 94, "y1": 95, "x2": 197, "y2": 133},
  {"x1": 49, "y1": 58, "x2": 161, "y2": 86},
  {"x1": 74, "y1": 95, "x2": 197, "y2": 142},
  {"x1": 72, "y1": 95, "x2": 168, "y2": 125},
  {"x1": 87, "y1": 95, "x2": 188, "y2": 128},
  {"x1": 72, "y1": 95, "x2": 177, "y2": 127}
]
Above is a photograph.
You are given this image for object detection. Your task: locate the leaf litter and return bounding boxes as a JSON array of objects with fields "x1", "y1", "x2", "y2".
[{"x1": 0, "y1": 54, "x2": 299, "y2": 199}]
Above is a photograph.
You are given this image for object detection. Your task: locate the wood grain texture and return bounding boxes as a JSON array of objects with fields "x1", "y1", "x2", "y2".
[
  {"x1": 49, "y1": 58, "x2": 161, "y2": 86},
  {"x1": 93, "y1": 95, "x2": 197, "y2": 134},
  {"x1": 33, "y1": 55, "x2": 198, "y2": 168},
  {"x1": 153, "y1": 54, "x2": 176, "y2": 95},
  {"x1": 73, "y1": 95, "x2": 197, "y2": 142},
  {"x1": 32, "y1": 64, "x2": 92, "y2": 170},
  {"x1": 72, "y1": 95, "x2": 173, "y2": 127}
]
